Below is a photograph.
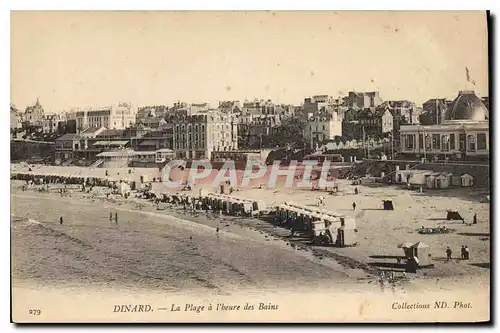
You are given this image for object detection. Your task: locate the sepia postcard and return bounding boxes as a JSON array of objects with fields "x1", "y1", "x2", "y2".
[{"x1": 10, "y1": 10, "x2": 491, "y2": 323}]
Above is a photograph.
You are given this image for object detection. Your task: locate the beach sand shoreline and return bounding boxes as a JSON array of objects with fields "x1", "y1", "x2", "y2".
[{"x1": 10, "y1": 163, "x2": 490, "y2": 295}]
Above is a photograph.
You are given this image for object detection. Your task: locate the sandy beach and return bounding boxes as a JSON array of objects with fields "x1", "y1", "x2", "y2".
[{"x1": 11, "y1": 163, "x2": 490, "y2": 296}]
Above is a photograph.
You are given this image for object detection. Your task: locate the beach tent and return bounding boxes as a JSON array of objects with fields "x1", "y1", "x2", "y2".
[
  {"x1": 461, "y1": 173, "x2": 474, "y2": 187},
  {"x1": 425, "y1": 174, "x2": 436, "y2": 189},
  {"x1": 382, "y1": 199, "x2": 394, "y2": 210},
  {"x1": 446, "y1": 210, "x2": 463, "y2": 221},
  {"x1": 398, "y1": 242, "x2": 415, "y2": 258},
  {"x1": 411, "y1": 242, "x2": 432, "y2": 267},
  {"x1": 337, "y1": 226, "x2": 356, "y2": 247}
]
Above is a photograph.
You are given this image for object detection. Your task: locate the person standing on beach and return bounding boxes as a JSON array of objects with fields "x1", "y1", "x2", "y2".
[
  {"x1": 216, "y1": 227, "x2": 220, "y2": 238},
  {"x1": 115, "y1": 212, "x2": 118, "y2": 224},
  {"x1": 446, "y1": 247, "x2": 452, "y2": 261},
  {"x1": 352, "y1": 202, "x2": 357, "y2": 210},
  {"x1": 465, "y1": 246, "x2": 470, "y2": 260},
  {"x1": 109, "y1": 212, "x2": 113, "y2": 222},
  {"x1": 59, "y1": 216, "x2": 63, "y2": 225},
  {"x1": 473, "y1": 213, "x2": 478, "y2": 224}
]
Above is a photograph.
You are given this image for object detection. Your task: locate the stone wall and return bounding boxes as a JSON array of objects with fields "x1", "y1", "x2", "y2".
[{"x1": 10, "y1": 139, "x2": 54, "y2": 162}]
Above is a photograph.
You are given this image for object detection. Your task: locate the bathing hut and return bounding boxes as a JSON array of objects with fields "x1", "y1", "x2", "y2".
[
  {"x1": 410, "y1": 242, "x2": 432, "y2": 267},
  {"x1": 382, "y1": 199, "x2": 394, "y2": 210},
  {"x1": 460, "y1": 173, "x2": 474, "y2": 187},
  {"x1": 337, "y1": 227, "x2": 356, "y2": 246},
  {"x1": 398, "y1": 242, "x2": 415, "y2": 259},
  {"x1": 398, "y1": 242, "x2": 432, "y2": 267},
  {"x1": 426, "y1": 173, "x2": 451, "y2": 189},
  {"x1": 446, "y1": 210, "x2": 463, "y2": 221},
  {"x1": 220, "y1": 183, "x2": 231, "y2": 194}
]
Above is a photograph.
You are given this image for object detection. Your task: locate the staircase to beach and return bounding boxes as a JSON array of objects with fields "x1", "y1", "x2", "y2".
[
  {"x1": 61, "y1": 159, "x2": 73, "y2": 166},
  {"x1": 89, "y1": 159, "x2": 104, "y2": 170}
]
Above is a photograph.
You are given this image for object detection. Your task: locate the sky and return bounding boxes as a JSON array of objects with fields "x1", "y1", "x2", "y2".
[{"x1": 11, "y1": 11, "x2": 489, "y2": 113}]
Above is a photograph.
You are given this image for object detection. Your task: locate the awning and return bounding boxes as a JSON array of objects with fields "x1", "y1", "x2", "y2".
[
  {"x1": 108, "y1": 141, "x2": 129, "y2": 146},
  {"x1": 93, "y1": 141, "x2": 110, "y2": 146},
  {"x1": 96, "y1": 150, "x2": 135, "y2": 157}
]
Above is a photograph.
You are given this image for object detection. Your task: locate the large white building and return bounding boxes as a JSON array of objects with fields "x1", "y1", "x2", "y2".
[
  {"x1": 41, "y1": 114, "x2": 66, "y2": 134},
  {"x1": 69, "y1": 102, "x2": 137, "y2": 132},
  {"x1": 399, "y1": 91, "x2": 489, "y2": 161},
  {"x1": 170, "y1": 111, "x2": 238, "y2": 160},
  {"x1": 304, "y1": 109, "x2": 343, "y2": 148}
]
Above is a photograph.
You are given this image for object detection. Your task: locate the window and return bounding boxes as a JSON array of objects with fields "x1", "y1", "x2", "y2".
[
  {"x1": 441, "y1": 135, "x2": 449, "y2": 150},
  {"x1": 405, "y1": 134, "x2": 415, "y2": 149},
  {"x1": 477, "y1": 133, "x2": 487, "y2": 150},
  {"x1": 449, "y1": 134, "x2": 455, "y2": 150},
  {"x1": 425, "y1": 135, "x2": 432, "y2": 150},
  {"x1": 468, "y1": 135, "x2": 476, "y2": 151},
  {"x1": 459, "y1": 134, "x2": 466, "y2": 150},
  {"x1": 432, "y1": 134, "x2": 440, "y2": 150}
]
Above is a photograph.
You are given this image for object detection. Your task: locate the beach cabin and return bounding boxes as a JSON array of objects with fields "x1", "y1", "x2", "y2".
[
  {"x1": 393, "y1": 166, "x2": 432, "y2": 186},
  {"x1": 119, "y1": 182, "x2": 131, "y2": 197},
  {"x1": 411, "y1": 242, "x2": 432, "y2": 267},
  {"x1": 408, "y1": 170, "x2": 434, "y2": 186},
  {"x1": 461, "y1": 173, "x2": 474, "y2": 187},
  {"x1": 426, "y1": 173, "x2": 451, "y2": 189},
  {"x1": 337, "y1": 227, "x2": 356, "y2": 247},
  {"x1": 382, "y1": 199, "x2": 395, "y2": 210},
  {"x1": 398, "y1": 242, "x2": 415, "y2": 259}
]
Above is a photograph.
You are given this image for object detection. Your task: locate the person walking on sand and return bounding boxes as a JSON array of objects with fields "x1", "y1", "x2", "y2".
[
  {"x1": 460, "y1": 245, "x2": 466, "y2": 260},
  {"x1": 465, "y1": 246, "x2": 470, "y2": 260},
  {"x1": 473, "y1": 213, "x2": 478, "y2": 224},
  {"x1": 115, "y1": 212, "x2": 118, "y2": 224},
  {"x1": 446, "y1": 247, "x2": 452, "y2": 261},
  {"x1": 354, "y1": 187, "x2": 358, "y2": 195},
  {"x1": 59, "y1": 216, "x2": 63, "y2": 225},
  {"x1": 352, "y1": 202, "x2": 357, "y2": 210},
  {"x1": 109, "y1": 212, "x2": 113, "y2": 222}
]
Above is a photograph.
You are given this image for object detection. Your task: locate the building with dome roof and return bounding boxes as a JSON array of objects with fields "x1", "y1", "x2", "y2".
[{"x1": 399, "y1": 91, "x2": 489, "y2": 161}]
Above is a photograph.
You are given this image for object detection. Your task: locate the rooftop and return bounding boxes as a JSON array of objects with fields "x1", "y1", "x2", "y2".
[{"x1": 444, "y1": 91, "x2": 488, "y2": 122}]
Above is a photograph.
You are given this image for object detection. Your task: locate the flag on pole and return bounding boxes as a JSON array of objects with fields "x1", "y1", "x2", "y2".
[{"x1": 465, "y1": 67, "x2": 476, "y2": 86}]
